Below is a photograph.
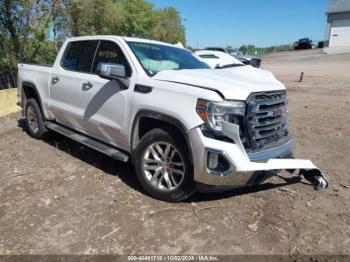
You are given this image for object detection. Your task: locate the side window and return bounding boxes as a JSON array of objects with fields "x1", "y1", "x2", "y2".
[
  {"x1": 61, "y1": 41, "x2": 98, "y2": 73},
  {"x1": 92, "y1": 41, "x2": 131, "y2": 76}
]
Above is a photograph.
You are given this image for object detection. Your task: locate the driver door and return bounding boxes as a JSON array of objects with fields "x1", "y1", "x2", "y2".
[{"x1": 79, "y1": 40, "x2": 133, "y2": 149}]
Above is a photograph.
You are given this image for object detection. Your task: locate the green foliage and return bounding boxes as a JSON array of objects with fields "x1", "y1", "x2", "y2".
[
  {"x1": 0, "y1": 0, "x2": 187, "y2": 71},
  {"x1": 117, "y1": 0, "x2": 159, "y2": 38},
  {"x1": 238, "y1": 44, "x2": 295, "y2": 57},
  {"x1": 239, "y1": 45, "x2": 247, "y2": 54},
  {"x1": 155, "y1": 7, "x2": 186, "y2": 45},
  {"x1": 0, "y1": 0, "x2": 58, "y2": 69},
  {"x1": 65, "y1": 0, "x2": 125, "y2": 36}
]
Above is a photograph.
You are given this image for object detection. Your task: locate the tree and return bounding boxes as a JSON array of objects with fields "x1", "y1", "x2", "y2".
[
  {"x1": 155, "y1": 7, "x2": 185, "y2": 44},
  {"x1": 117, "y1": 0, "x2": 159, "y2": 38},
  {"x1": 0, "y1": 0, "x2": 187, "y2": 72},
  {"x1": 0, "y1": 0, "x2": 56, "y2": 67},
  {"x1": 239, "y1": 45, "x2": 247, "y2": 54},
  {"x1": 64, "y1": 0, "x2": 124, "y2": 36},
  {"x1": 246, "y1": 45, "x2": 256, "y2": 55}
]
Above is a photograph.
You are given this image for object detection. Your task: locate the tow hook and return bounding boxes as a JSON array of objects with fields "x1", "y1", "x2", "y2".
[{"x1": 300, "y1": 169, "x2": 329, "y2": 189}]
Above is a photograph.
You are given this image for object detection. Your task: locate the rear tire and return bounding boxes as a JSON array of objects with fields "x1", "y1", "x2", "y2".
[
  {"x1": 132, "y1": 128, "x2": 196, "y2": 202},
  {"x1": 24, "y1": 98, "x2": 47, "y2": 139}
]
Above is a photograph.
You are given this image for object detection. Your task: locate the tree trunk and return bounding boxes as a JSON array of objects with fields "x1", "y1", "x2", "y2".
[{"x1": 3, "y1": 0, "x2": 21, "y2": 58}]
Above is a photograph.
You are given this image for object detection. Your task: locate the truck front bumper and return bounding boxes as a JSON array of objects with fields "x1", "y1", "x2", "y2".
[{"x1": 189, "y1": 121, "x2": 327, "y2": 189}]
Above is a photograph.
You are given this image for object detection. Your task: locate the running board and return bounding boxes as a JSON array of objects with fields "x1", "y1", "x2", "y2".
[{"x1": 46, "y1": 122, "x2": 129, "y2": 162}]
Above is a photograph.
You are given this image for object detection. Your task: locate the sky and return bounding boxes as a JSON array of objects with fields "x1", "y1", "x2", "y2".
[{"x1": 150, "y1": 0, "x2": 329, "y2": 48}]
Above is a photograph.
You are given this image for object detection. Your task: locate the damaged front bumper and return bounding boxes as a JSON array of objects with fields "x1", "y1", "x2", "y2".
[{"x1": 189, "y1": 121, "x2": 328, "y2": 190}]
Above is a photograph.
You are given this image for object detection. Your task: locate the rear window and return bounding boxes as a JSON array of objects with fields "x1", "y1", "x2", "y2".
[{"x1": 61, "y1": 41, "x2": 99, "y2": 73}]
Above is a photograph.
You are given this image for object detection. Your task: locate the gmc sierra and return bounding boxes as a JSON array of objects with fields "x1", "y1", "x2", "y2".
[{"x1": 17, "y1": 36, "x2": 328, "y2": 202}]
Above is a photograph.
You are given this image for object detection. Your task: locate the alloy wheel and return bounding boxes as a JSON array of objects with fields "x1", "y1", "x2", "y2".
[
  {"x1": 142, "y1": 142, "x2": 185, "y2": 191},
  {"x1": 27, "y1": 105, "x2": 39, "y2": 133}
]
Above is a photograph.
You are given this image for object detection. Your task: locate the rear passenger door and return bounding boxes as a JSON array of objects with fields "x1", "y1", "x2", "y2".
[{"x1": 50, "y1": 40, "x2": 99, "y2": 131}]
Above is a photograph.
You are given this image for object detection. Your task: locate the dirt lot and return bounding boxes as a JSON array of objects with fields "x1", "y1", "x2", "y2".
[{"x1": 0, "y1": 49, "x2": 349, "y2": 255}]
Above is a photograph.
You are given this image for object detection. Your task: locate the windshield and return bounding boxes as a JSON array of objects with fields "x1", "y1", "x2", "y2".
[
  {"x1": 195, "y1": 51, "x2": 244, "y2": 69},
  {"x1": 227, "y1": 48, "x2": 242, "y2": 56},
  {"x1": 127, "y1": 41, "x2": 209, "y2": 76}
]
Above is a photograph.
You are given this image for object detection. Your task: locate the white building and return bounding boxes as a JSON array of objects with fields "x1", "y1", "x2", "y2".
[{"x1": 324, "y1": 0, "x2": 350, "y2": 53}]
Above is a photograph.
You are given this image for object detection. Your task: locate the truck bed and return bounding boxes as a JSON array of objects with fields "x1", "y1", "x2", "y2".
[{"x1": 17, "y1": 63, "x2": 53, "y2": 108}]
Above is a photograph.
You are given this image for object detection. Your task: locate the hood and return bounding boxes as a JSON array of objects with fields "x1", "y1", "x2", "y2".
[
  {"x1": 235, "y1": 54, "x2": 260, "y2": 61},
  {"x1": 235, "y1": 54, "x2": 250, "y2": 61},
  {"x1": 153, "y1": 66, "x2": 285, "y2": 100}
]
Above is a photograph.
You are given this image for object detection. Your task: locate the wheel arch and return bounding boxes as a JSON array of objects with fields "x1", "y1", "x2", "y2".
[
  {"x1": 21, "y1": 81, "x2": 46, "y2": 119},
  {"x1": 131, "y1": 110, "x2": 193, "y2": 165}
]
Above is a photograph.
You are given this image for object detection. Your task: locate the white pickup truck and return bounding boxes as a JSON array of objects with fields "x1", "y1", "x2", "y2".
[
  {"x1": 195, "y1": 50, "x2": 244, "y2": 69},
  {"x1": 17, "y1": 35, "x2": 328, "y2": 202}
]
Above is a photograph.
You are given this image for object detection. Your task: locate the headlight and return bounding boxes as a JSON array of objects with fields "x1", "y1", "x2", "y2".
[{"x1": 196, "y1": 99, "x2": 245, "y2": 132}]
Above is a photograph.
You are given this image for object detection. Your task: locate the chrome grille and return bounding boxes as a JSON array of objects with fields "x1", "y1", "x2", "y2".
[{"x1": 245, "y1": 91, "x2": 289, "y2": 151}]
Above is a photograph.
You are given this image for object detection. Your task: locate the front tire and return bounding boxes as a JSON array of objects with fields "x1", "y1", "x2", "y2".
[
  {"x1": 24, "y1": 98, "x2": 47, "y2": 139},
  {"x1": 132, "y1": 128, "x2": 196, "y2": 202}
]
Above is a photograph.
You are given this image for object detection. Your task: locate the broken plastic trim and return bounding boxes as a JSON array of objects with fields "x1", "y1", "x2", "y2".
[{"x1": 221, "y1": 121, "x2": 329, "y2": 189}]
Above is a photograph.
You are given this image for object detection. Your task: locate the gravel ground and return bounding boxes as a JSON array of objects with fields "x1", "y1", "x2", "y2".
[{"x1": 0, "y1": 49, "x2": 349, "y2": 255}]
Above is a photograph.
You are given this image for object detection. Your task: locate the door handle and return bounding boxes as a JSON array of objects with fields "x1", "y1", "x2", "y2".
[
  {"x1": 134, "y1": 84, "x2": 153, "y2": 94},
  {"x1": 51, "y1": 76, "x2": 59, "y2": 84},
  {"x1": 82, "y1": 81, "x2": 93, "y2": 90}
]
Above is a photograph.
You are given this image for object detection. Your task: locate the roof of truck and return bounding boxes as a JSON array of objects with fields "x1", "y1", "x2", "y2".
[{"x1": 66, "y1": 35, "x2": 177, "y2": 48}]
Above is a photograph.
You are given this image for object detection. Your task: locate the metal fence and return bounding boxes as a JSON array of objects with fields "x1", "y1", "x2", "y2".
[{"x1": 0, "y1": 69, "x2": 16, "y2": 90}]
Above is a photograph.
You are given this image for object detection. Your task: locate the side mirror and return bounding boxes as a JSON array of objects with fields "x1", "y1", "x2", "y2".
[{"x1": 97, "y1": 63, "x2": 126, "y2": 80}]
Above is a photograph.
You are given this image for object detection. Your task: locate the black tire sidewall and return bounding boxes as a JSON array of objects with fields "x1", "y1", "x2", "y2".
[
  {"x1": 132, "y1": 128, "x2": 196, "y2": 202},
  {"x1": 25, "y1": 98, "x2": 46, "y2": 139}
]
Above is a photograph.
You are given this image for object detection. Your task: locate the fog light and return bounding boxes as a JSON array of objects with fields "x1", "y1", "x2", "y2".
[{"x1": 208, "y1": 152, "x2": 219, "y2": 170}]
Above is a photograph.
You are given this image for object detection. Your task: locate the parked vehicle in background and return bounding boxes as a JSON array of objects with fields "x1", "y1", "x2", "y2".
[
  {"x1": 195, "y1": 50, "x2": 277, "y2": 83},
  {"x1": 195, "y1": 50, "x2": 243, "y2": 69},
  {"x1": 204, "y1": 47, "x2": 262, "y2": 68},
  {"x1": 294, "y1": 38, "x2": 313, "y2": 50},
  {"x1": 17, "y1": 35, "x2": 328, "y2": 202},
  {"x1": 318, "y1": 41, "x2": 325, "y2": 48}
]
